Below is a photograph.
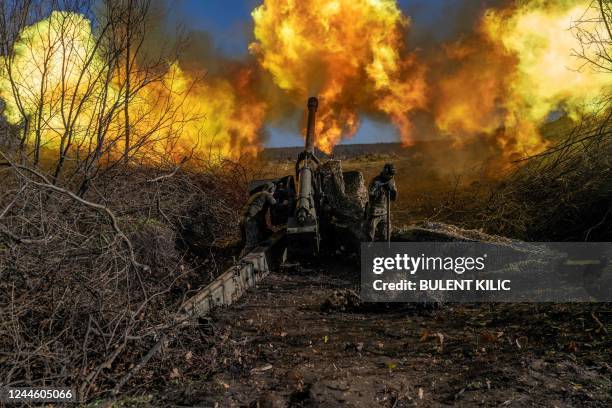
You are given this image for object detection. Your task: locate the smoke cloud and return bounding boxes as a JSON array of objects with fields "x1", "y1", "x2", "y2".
[{"x1": 2, "y1": 0, "x2": 610, "y2": 168}]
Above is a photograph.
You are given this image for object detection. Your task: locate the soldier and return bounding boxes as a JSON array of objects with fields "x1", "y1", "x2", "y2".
[
  {"x1": 366, "y1": 163, "x2": 397, "y2": 241},
  {"x1": 240, "y1": 182, "x2": 277, "y2": 257}
]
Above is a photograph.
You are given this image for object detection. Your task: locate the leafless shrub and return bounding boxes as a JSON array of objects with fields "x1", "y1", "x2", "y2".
[
  {"x1": 572, "y1": 0, "x2": 612, "y2": 73},
  {"x1": 0, "y1": 158, "x2": 248, "y2": 401},
  {"x1": 0, "y1": 0, "x2": 253, "y2": 402}
]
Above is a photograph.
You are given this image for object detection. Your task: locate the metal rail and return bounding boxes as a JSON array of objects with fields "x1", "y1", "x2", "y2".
[{"x1": 181, "y1": 232, "x2": 286, "y2": 318}]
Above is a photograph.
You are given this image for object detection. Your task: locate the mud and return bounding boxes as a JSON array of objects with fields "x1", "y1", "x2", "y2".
[{"x1": 159, "y1": 257, "x2": 610, "y2": 407}]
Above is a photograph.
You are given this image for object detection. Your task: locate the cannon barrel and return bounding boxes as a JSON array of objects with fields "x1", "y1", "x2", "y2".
[
  {"x1": 286, "y1": 97, "x2": 321, "y2": 254},
  {"x1": 305, "y1": 97, "x2": 318, "y2": 153},
  {"x1": 296, "y1": 97, "x2": 319, "y2": 226}
]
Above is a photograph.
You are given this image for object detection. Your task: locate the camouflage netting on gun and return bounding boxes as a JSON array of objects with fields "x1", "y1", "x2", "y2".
[
  {"x1": 319, "y1": 160, "x2": 367, "y2": 237},
  {"x1": 343, "y1": 170, "x2": 368, "y2": 209},
  {"x1": 318, "y1": 160, "x2": 370, "y2": 246}
]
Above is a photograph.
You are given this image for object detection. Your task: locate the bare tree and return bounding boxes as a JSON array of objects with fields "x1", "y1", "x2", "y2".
[
  {"x1": 103, "y1": 0, "x2": 153, "y2": 165},
  {"x1": 0, "y1": 0, "x2": 195, "y2": 195},
  {"x1": 572, "y1": 0, "x2": 612, "y2": 73}
]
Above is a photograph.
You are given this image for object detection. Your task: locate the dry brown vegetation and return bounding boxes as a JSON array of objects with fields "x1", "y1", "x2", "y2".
[
  {"x1": 0, "y1": 160, "x2": 249, "y2": 401},
  {"x1": 0, "y1": 1, "x2": 252, "y2": 400}
]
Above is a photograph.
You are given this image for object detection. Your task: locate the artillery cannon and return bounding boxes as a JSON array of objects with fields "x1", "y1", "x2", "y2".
[
  {"x1": 249, "y1": 97, "x2": 368, "y2": 257},
  {"x1": 286, "y1": 97, "x2": 322, "y2": 254}
]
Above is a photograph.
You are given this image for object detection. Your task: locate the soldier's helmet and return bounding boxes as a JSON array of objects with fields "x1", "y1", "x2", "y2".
[
  {"x1": 383, "y1": 163, "x2": 396, "y2": 176},
  {"x1": 265, "y1": 182, "x2": 276, "y2": 193}
]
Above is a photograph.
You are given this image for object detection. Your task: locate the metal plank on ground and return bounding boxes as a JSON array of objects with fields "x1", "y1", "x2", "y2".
[{"x1": 181, "y1": 232, "x2": 286, "y2": 318}]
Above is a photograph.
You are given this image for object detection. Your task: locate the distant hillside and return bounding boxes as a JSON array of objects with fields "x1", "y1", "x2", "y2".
[
  {"x1": 260, "y1": 142, "x2": 426, "y2": 161},
  {"x1": 260, "y1": 115, "x2": 577, "y2": 161}
]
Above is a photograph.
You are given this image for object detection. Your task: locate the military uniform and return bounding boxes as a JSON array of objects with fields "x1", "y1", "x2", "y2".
[
  {"x1": 240, "y1": 185, "x2": 277, "y2": 256},
  {"x1": 366, "y1": 166, "x2": 397, "y2": 241}
]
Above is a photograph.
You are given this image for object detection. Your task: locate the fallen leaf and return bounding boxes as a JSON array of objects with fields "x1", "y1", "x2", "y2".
[
  {"x1": 515, "y1": 336, "x2": 528, "y2": 349},
  {"x1": 169, "y1": 367, "x2": 181, "y2": 379},
  {"x1": 419, "y1": 329, "x2": 430, "y2": 342},
  {"x1": 420, "y1": 329, "x2": 444, "y2": 346},
  {"x1": 480, "y1": 331, "x2": 498, "y2": 344},
  {"x1": 251, "y1": 364, "x2": 273, "y2": 374}
]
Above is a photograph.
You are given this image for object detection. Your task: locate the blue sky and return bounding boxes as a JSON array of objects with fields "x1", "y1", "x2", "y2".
[
  {"x1": 172, "y1": 0, "x2": 471, "y2": 56},
  {"x1": 169, "y1": 0, "x2": 483, "y2": 147}
]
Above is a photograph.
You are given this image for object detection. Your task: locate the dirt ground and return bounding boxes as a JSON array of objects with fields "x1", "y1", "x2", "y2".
[{"x1": 147, "y1": 257, "x2": 610, "y2": 408}]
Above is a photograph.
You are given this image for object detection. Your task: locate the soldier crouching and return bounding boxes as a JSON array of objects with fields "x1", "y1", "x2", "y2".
[
  {"x1": 365, "y1": 163, "x2": 397, "y2": 241},
  {"x1": 240, "y1": 182, "x2": 277, "y2": 257}
]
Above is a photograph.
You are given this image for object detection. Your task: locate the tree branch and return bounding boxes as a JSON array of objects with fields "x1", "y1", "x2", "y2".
[{"x1": 0, "y1": 151, "x2": 149, "y2": 271}]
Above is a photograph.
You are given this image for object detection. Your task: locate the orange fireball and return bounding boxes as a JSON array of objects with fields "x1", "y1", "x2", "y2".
[
  {"x1": 433, "y1": 0, "x2": 611, "y2": 161},
  {"x1": 250, "y1": 0, "x2": 427, "y2": 153}
]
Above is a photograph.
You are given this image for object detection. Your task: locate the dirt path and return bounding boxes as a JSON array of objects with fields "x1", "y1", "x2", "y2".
[{"x1": 162, "y1": 258, "x2": 610, "y2": 407}]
